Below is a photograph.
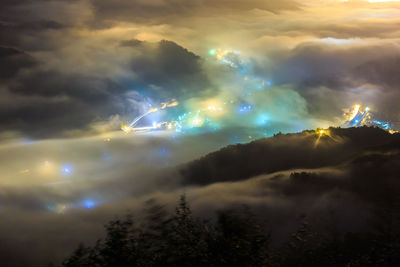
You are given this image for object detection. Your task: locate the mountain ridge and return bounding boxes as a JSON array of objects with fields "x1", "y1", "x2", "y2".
[{"x1": 180, "y1": 126, "x2": 400, "y2": 185}]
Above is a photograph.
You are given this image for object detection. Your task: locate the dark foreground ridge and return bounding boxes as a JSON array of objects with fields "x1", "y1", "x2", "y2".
[{"x1": 181, "y1": 126, "x2": 400, "y2": 185}]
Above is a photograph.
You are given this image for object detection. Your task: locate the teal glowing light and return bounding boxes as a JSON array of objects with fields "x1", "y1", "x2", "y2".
[
  {"x1": 209, "y1": 49, "x2": 216, "y2": 56},
  {"x1": 256, "y1": 114, "x2": 269, "y2": 126}
]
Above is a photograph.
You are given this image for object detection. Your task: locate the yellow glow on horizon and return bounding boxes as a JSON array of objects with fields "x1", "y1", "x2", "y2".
[
  {"x1": 336, "y1": 0, "x2": 400, "y2": 2},
  {"x1": 367, "y1": 0, "x2": 400, "y2": 2}
]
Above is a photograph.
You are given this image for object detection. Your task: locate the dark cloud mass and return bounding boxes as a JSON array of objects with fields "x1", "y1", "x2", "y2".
[
  {"x1": 0, "y1": 38, "x2": 211, "y2": 137},
  {"x1": 0, "y1": 70, "x2": 133, "y2": 137},
  {"x1": 128, "y1": 40, "x2": 211, "y2": 100},
  {"x1": 0, "y1": 46, "x2": 36, "y2": 80}
]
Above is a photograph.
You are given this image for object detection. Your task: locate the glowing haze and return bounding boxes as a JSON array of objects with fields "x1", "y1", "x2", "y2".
[
  {"x1": 1, "y1": 0, "x2": 400, "y2": 265},
  {"x1": 1, "y1": 0, "x2": 400, "y2": 139}
]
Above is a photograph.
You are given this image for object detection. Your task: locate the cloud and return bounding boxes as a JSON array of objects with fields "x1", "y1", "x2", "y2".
[
  {"x1": 251, "y1": 40, "x2": 400, "y2": 122},
  {"x1": 0, "y1": 46, "x2": 36, "y2": 80},
  {"x1": 126, "y1": 40, "x2": 211, "y2": 100},
  {"x1": 1, "y1": 0, "x2": 400, "y2": 138},
  {"x1": 0, "y1": 127, "x2": 398, "y2": 266},
  {"x1": 0, "y1": 0, "x2": 400, "y2": 265},
  {"x1": 0, "y1": 70, "x2": 139, "y2": 138},
  {"x1": 89, "y1": 0, "x2": 300, "y2": 26},
  {"x1": 0, "y1": 39, "x2": 214, "y2": 138}
]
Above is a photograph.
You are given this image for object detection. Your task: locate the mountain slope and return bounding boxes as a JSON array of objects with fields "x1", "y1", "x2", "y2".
[{"x1": 181, "y1": 127, "x2": 399, "y2": 185}]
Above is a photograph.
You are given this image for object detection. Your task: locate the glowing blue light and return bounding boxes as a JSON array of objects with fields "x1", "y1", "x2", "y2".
[
  {"x1": 266, "y1": 81, "x2": 272, "y2": 86},
  {"x1": 83, "y1": 200, "x2": 96, "y2": 209},
  {"x1": 238, "y1": 104, "x2": 253, "y2": 113},
  {"x1": 61, "y1": 164, "x2": 73, "y2": 176}
]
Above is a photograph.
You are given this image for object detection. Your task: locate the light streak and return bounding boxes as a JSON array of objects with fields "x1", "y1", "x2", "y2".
[
  {"x1": 160, "y1": 99, "x2": 179, "y2": 109},
  {"x1": 347, "y1": 104, "x2": 361, "y2": 122},
  {"x1": 130, "y1": 126, "x2": 157, "y2": 132},
  {"x1": 123, "y1": 99, "x2": 180, "y2": 134},
  {"x1": 343, "y1": 104, "x2": 396, "y2": 132},
  {"x1": 129, "y1": 109, "x2": 156, "y2": 127}
]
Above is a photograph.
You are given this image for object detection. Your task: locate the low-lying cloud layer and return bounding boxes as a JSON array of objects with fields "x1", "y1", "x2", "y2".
[{"x1": 0, "y1": 127, "x2": 399, "y2": 266}]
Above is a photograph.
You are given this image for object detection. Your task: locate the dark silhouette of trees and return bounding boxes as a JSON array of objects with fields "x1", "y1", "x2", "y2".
[
  {"x1": 63, "y1": 196, "x2": 270, "y2": 267},
  {"x1": 64, "y1": 195, "x2": 400, "y2": 267}
]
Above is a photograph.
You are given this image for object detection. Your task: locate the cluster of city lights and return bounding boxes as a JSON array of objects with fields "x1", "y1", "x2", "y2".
[
  {"x1": 121, "y1": 49, "x2": 275, "y2": 139},
  {"x1": 344, "y1": 104, "x2": 397, "y2": 133}
]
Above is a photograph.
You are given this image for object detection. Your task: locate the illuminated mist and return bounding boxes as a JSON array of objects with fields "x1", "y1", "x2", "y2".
[{"x1": 0, "y1": 0, "x2": 400, "y2": 265}]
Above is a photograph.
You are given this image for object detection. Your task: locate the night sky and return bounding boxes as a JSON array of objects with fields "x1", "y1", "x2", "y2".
[{"x1": 1, "y1": 0, "x2": 400, "y2": 266}]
